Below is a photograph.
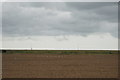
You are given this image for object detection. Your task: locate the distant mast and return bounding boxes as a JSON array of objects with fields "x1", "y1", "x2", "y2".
[
  {"x1": 77, "y1": 42, "x2": 79, "y2": 50},
  {"x1": 28, "y1": 36, "x2": 33, "y2": 50},
  {"x1": 30, "y1": 42, "x2": 32, "y2": 50}
]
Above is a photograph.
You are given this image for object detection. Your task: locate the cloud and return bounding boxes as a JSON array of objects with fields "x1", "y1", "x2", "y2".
[{"x1": 2, "y1": 2, "x2": 118, "y2": 37}]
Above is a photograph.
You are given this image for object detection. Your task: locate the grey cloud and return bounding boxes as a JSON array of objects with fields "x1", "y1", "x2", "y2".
[
  {"x1": 66, "y1": 2, "x2": 117, "y2": 10},
  {"x1": 66, "y1": 2, "x2": 118, "y2": 22},
  {"x1": 2, "y1": 2, "x2": 118, "y2": 37}
]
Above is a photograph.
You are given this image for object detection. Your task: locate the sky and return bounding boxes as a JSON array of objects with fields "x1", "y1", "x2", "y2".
[{"x1": 1, "y1": 1, "x2": 119, "y2": 50}]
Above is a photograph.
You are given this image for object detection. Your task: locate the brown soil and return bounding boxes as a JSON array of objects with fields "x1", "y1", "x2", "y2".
[
  {"x1": 2, "y1": 54, "x2": 118, "y2": 78},
  {"x1": 0, "y1": 53, "x2": 2, "y2": 79}
]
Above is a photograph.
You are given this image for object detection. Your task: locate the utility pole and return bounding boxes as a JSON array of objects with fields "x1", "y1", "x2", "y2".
[
  {"x1": 30, "y1": 41, "x2": 32, "y2": 50},
  {"x1": 28, "y1": 36, "x2": 33, "y2": 50},
  {"x1": 77, "y1": 42, "x2": 79, "y2": 50}
]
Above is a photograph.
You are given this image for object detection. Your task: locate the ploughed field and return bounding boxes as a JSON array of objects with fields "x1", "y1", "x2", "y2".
[{"x1": 2, "y1": 50, "x2": 118, "y2": 78}]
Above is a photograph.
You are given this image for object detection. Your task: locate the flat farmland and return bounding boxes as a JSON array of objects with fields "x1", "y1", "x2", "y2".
[
  {"x1": 0, "y1": 52, "x2": 2, "y2": 79},
  {"x1": 2, "y1": 50, "x2": 118, "y2": 78}
]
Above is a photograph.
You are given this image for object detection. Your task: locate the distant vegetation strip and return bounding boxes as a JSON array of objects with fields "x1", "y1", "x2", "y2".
[{"x1": 1, "y1": 50, "x2": 118, "y2": 54}]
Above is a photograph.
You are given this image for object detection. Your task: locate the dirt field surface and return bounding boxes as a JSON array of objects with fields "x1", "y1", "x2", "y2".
[
  {"x1": 0, "y1": 53, "x2": 2, "y2": 79},
  {"x1": 2, "y1": 53, "x2": 118, "y2": 78}
]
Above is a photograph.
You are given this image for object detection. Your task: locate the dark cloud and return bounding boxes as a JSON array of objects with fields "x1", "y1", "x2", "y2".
[
  {"x1": 2, "y1": 2, "x2": 118, "y2": 37},
  {"x1": 66, "y1": 2, "x2": 117, "y2": 10},
  {"x1": 0, "y1": 2, "x2": 2, "y2": 35}
]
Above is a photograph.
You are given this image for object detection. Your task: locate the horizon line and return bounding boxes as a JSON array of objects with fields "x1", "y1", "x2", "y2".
[{"x1": 0, "y1": 48, "x2": 118, "y2": 50}]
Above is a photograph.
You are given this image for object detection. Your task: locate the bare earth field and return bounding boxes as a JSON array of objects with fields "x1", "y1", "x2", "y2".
[
  {"x1": 2, "y1": 53, "x2": 118, "y2": 78},
  {"x1": 0, "y1": 52, "x2": 2, "y2": 79}
]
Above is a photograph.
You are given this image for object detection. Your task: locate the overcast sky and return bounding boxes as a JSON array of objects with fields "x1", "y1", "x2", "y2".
[{"x1": 2, "y1": 2, "x2": 118, "y2": 50}]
